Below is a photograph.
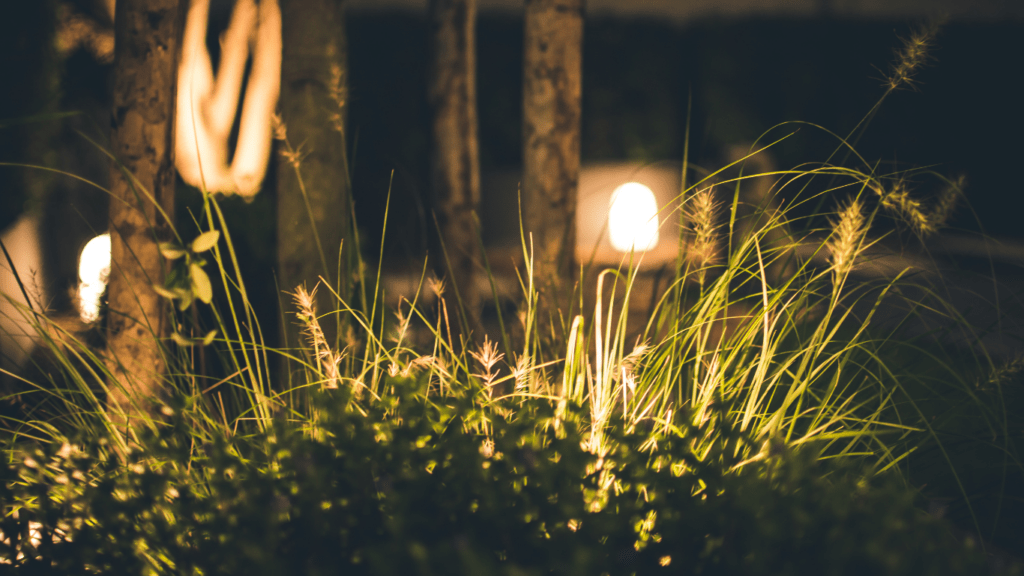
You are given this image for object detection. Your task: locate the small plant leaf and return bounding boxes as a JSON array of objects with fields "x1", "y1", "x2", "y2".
[
  {"x1": 190, "y1": 263, "x2": 213, "y2": 304},
  {"x1": 159, "y1": 242, "x2": 187, "y2": 260},
  {"x1": 177, "y1": 292, "x2": 195, "y2": 311},
  {"x1": 171, "y1": 332, "x2": 193, "y2": 347},
  {"x1": 153, "y1": 285, "x2": 179, "y2": 300},
  {"x1": 191, "y1": 230, "x2": 221, "y2": 253},
  {"x1": 202, "y1": 329, "x2": 218, "y2": 346}
]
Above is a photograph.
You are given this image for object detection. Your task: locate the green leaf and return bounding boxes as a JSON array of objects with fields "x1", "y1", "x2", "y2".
[
  {"x1": 153, "y1": 285, "x2": 179, "y2": 300},
  {"x1": 177, "y1": 292, "x2": 195, "y2": 311},
  {"x1": 191, "y1": 230, "x2": 221, "y2": 253},
  {"x1": 202, "y1": 329, "x2": 218, "y2": 346},
  {"x1": 190, "y1": 263, "x2": 213, "y2": 304},
  {"x1": 159, "y1": 242, "x2": 187, "y2": 260}
]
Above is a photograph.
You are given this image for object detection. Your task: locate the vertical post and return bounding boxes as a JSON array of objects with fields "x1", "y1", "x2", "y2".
[
  {"x1": 429, "y1": 0, "x2": 481, "y2": 343},
  {"x1": 277, "y1": 0, "x2": 350, "y2": 378},
  {"x1": 105, "y1": 0, "x2": 184, "y2": 422},
  {"x1": 522, "y1": 0, "x2": 584, "y2": 339}
]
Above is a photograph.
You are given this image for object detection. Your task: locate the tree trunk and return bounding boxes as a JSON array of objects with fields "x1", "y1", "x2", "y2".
[
  {"x1": 105, "y1": 0, "x2": 184, "y2": 422},
  {"x1": 428, "y1": 0, "x2": 481, "y2": 344},
  {"x1": 522, "y1": 0, "x2": 584, "y2": 339},
  {"x1": 276, "y1": 0, "x2": 350, "y2": 380}
]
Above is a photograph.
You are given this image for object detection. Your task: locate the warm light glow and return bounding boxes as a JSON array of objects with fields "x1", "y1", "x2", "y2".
[
  {"x1": 78, "y1": 233, "x2": 110, "y2": 323},
  {"x1": 608, "y1": 182, "x2": 659, "y2": 252}
]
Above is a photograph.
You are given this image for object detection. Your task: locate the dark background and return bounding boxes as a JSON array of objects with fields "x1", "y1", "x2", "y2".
[
  {"x1": 345, "y1": 13, "x2": 1024, "y2": 264},
  {"x1": 2, "y1": 4, "x2": 1023, "y2": 302}
]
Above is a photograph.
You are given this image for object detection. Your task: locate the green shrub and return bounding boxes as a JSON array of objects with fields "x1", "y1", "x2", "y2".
[{"x1": 2, "y1": 381, "x2": 1010, "y2": 575}]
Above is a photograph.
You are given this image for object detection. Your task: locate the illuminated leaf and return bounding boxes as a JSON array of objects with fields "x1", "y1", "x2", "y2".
[
  {"x1": 202, "y1": 329, "x2": 218, "y2": 346},
  {"x1": 153, "y1": 285, "x2": 179, "y2": 300},
  {"x1": 190, "y1": 263, "x2": 213, "y2": 304},
  {"x1": 191, "y1": 230, "x2": 221, "y2": 253},
  {"x1": 171, "y1": 332, "x2": 192, "y2": 347},
  {"x1": 159, "y1": 242, "x2": 187, "y2": 260}
]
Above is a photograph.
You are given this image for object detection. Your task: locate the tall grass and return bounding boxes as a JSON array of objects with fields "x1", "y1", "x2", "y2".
[{"x1": 1, "y1": 17, "x2": 1021, "y2": 567}]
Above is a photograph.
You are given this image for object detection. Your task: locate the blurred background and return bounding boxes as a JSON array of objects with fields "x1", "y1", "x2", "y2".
[{"x1": 2, "y1": 0, "x2": 1023, "y2": 337}]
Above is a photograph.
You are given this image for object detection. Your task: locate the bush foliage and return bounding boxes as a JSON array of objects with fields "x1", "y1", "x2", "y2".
[{"x1": 1, "y1": 379, "x2": 1006, "y2": 575}]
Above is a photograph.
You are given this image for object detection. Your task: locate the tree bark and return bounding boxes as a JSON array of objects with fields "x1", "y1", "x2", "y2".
[
  {"x1": 276, "y1": 0, "x2": 350, "y2": 377},
  {"x1": 105, "y1": 0, "x2": 184, "y2": 421},
  {"x1": 428, "y1": 0, "x2": 481, "y2": 343},
  {"x1": 522, "y1": 0, "x2": 584, "y2": 337}
]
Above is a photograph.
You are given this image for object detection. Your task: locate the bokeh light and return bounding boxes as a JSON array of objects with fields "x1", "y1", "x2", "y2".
[
  {"x1": 77, "y1": 233, "x2": 110, "y2": 323},
  {"x1": 608, "y1": 182, "x2": 659, "y2": 252}
]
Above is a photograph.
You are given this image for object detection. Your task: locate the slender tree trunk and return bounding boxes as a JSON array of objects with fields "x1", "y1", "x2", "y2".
[
  {"x1": 428, "y1": 0, "x2": 481, "y2": 344},
  {"x1": 522, "y1": 0, "x2": 584, "y2": 338},
  {"x1": 276, "y1": 0, "x2": 350, "y2": 379},
  {"x1": 105, "y1": 0, "x2": 184, "y2": 421}
]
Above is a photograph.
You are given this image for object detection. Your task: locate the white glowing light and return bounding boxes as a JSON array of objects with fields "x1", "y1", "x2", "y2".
[
  {"x1": 77, "y1": 233, "x2": 111, "y2": 323},
  {"x1": 608, "y1": 182, "x2": 659, "y2": 252}
]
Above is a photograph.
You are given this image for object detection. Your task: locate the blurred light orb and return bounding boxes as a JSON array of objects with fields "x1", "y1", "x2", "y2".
[
  {"x1": 608, "y1": 182, "x2": 659, "y2": 252},
  {"x1": 78, "y1": 233, "x2": 110, "y2": 323}
]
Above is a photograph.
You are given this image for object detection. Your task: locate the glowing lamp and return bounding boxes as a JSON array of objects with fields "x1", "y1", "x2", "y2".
[
  {"x1": 608, "y1": 182, "x2": 659, "y2": 252},
  {"x1": 78, "y1": 233, "x2": 111, "y2": 323}
]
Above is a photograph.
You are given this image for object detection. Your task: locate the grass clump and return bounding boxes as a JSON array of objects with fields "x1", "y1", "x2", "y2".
[{"x1": 0, "y1": 385, "x2": 1000, "y2": 575}]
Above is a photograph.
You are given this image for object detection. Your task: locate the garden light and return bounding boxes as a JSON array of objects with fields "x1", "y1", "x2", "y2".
[
  {"x1": 77, "y1": 233, "x2": 110, "y2": 323},
  {"x1": 571, "y1": 163, "x2": 680, "y2": 268},
  {"x1": 608, "y1": 181, "x2": 660, "y2": 252}
]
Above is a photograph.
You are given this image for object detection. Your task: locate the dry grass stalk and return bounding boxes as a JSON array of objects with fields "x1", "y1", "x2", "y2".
[
  {"x1": 427, "y1": 275, "x2": 455, "y2": 352},
  {"x1": 512, "y1": 353, "x2": 531, "y2": 395},
  {"x1": 931, "y1": 175, "x2": 964, "y2": 231},
  {"x1": 685, "y1": 187, "x2": 720, "y2": 285},
  {"x1": 878, "y1": 181, "x2": 930, "y2": 236},
  {"x1": 391, "y1": 301, "x2": 412, "y2": 345},
  {"x1": 328, "y1": 63, "x2": 347, "y2": 135},
  {"x1": 272, "y1": 112, "x2": 288, "y2": 142},
  {"x1": 292, "y1": 284, "x2": 340, "y2": 389},
  {"x1": 827, "y1": 199, "x2": 866, "y2": 279},
  {"x1": 871, "y1": 177, "x2": 961, "y2": 238},
  {"x1": 273, "y1": 113, "x2": 309, "y2": 170},
  {"x1": 469, "y1": 335, "x2": 504, "y2": 391},
  {"x1": 886, "y1": 19, "x2": 943, "y2": 92}
]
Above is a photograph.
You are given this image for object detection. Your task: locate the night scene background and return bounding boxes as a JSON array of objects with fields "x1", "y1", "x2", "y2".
[
  {"x1": 2, "y1": 0, "x2": 1024, "y2": 570},
  {"x1": 6, "y1": 0, "x2": 1024, "y2": 367},
  {"x1": 5, "y1": 0, "x2": 1024, "y2": 270}
]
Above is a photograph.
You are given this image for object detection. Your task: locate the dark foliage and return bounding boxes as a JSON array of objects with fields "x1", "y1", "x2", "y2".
[{"x1": 1, "y1": 381, "x2": 1015, "y2": 575}]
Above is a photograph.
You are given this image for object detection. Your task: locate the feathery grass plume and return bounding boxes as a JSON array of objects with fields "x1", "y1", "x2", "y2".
[
  {"x1": 620, "y1": 342, "x2": 659, "y2": 434},
  {"x1": 469, "y1": 335, "x2": 504, "y2": 392},
  {"x1": 391, "y1": 300, "x2": 412, "y2": 345},
  {"x1": 827, "y1": 199, "x2": 867, "y2": 281},
  {"x1": 278, "y1": 141, "x2": 305, "y2": 170},
  {"x1": 685, "y1": 186, "x2": 720, "y2": 285},
  {"x1": 871, "y1": 177, "x2": 959, "y2": 238},
  {"x1": 512, "y1": 353, "x2": 531, "y2": 395},
  {"x1": 274, "y1": 113, "x2": 307, "y2": 169},
  {"x1": 981, "y1": 354, "x2": 1024, "y2": 390},
  {"x1": 885, "y1": 18, "x2": 943, "y2": 92},
  {"x1": 328, "y1": 63, "x2": 347, "y2": 134},
  {"x1": 617, "y1": 341, "x2": 648, "y2": 402},
  {"x1": 407, "y1": 355, "x2": 438, "y2": 378},
  {"x1": 427, "y1": 274, "x2": 446, "y2": 299},
  {"x1": 871, "y1": 179, "x2": 932, "y2": 236},
  {"x1": 291, "y1": 284, "x2": 340, "y2": 390},
  {"x1": 271, "y1": 112, "x2": 288, "y2": 142},
  {"x1": 427, "y1": 275, "x2": 455, "y2": 350},
  {"x1": 930, "y1": 175, "x2": 965, "y2": 232},
  {"x1": 619, "y1": 341, "x2": 648, "y2": 375}
]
